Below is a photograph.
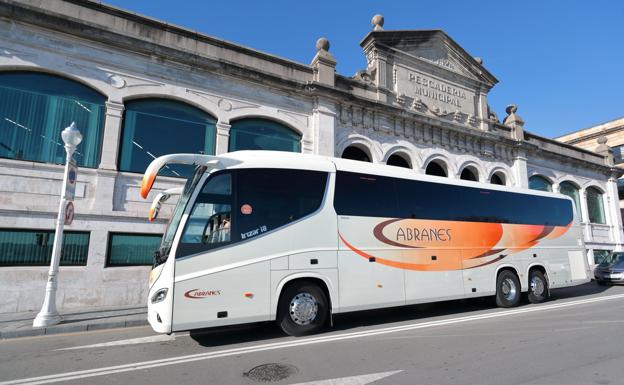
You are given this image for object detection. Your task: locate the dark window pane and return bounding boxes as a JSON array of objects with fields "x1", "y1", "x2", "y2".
[
  {"x1": 236, "y1": 169, "x2": 328, "y2": 237},
  {"x1": 119, "y1": 99, "x2": 216, "y2": 178},
  {"x1": 177, "y1": 171, "x2": 233, "y2": 257},
  {"x1": 107, "y1": 233, "x2": 162, "y2": 266},
  {"x1": 460, "y1": 168, "x2": 478, "y2": 181},
  {"x1": 0, "y1": 72, "x2": 105, "y2": 168},
  {"x1": 613, "y1": 145, "x2": 624, "y2": 164},
  {"x1": 0, "y1": 229, "x2": 89, "y2": 266},
  {"x1": 490, "y1": 173, "x2": 505, "y2": 185},
  {"x1": 341, "y1": 146, "x2": 371, "y2": 162},
  {"x1": 529, "y1": 175, "x2": 552, "y2": 192},
  {"x1": 387, "y1": 154, "x2": 411, "y2": 168},
  {"x1": 229, "y1": 119, "x2": 300, "y2": 152},
  {"x1": 334, "y1": 171, "x2": 573, "y2": 226},
  {"x1": 333, "y1": 172, "x2": 399, "y2": 218},
  {"x1": 425, "y1": 161, "x2": 447, "y2": 177},
  {"x1": 559, "y1": 182, "x2": 582, "y2": 220},
  {"x1": 587, "y1": 187, "x2": 606, "y2": 224}
]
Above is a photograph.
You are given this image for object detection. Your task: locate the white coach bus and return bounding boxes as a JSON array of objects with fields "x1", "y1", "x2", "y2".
[{"x1": 141, "y1": 151, "x2": 590, "y2": 336}]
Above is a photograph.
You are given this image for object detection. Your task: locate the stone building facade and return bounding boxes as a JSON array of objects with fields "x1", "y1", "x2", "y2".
[{"x1": 0, "y1": 0, "x2": 621, "y2": 313}]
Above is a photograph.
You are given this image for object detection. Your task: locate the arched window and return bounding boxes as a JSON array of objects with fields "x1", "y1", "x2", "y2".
[
  {"x1": 341, "y1": 146, "x2": 371, "y2": 162},
  {"x1": 559, "y1": 181, "x2": 582, "y2": 220},
  {"x1": 229, "y1": 119, "x2": 301, "y2": 152},
  {"x1": 586, "y1": 187, "x2": 606, "y2": 224},
  {"x1": 387, "y1": 153, "x2": 411, "y2": 168},
  {"x1": 425, "y1": 160, "x2": 447, "y2": 177},
  {"x1": 0, "y1": 71, "x2": 105, "y2": 168},
  {"x1": 119, "y1": 99, "x2": 216, "y2": 177},
  {"x1": 529, "y1": 175, "x2": 552, "y2": 192},
  {"x1": 460, "y1": 166, "x2": 478, "y2": 181},
  {"x1": 490, "y1": 172, "x2": 505, "y2": 185}
]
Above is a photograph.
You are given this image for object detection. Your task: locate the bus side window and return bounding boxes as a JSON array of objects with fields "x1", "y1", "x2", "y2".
[
  {"x1": 236, "y1": 169, "x2": 327, "y2": 237},
  {"x1": 177, "y1": 172, "x2": 233, "y2": 257}
]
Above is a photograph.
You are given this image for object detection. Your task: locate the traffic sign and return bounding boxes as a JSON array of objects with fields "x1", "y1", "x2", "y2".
[
  {"x1": 65, "y1": 160, "x2": 77, "y2": 201},
  {"x1": 64, "y1": 201, "x2": 75, "y2": 225}
]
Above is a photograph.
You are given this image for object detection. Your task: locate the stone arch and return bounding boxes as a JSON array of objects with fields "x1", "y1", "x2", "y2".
[
  {"x1": 336, "y1": 134, "x2": 381, "y2": 163},
  {"x1": 383, "y1": 146, "x2": 415, "y2": 169},
  {"x1": 456, "y1": 159, "x2": 485, "y2": 182},
  {"x1": 422, "y1": 153, "x2": 454, "y2": 177},
  {"x1": 0, "y1": 66, "x2": 109, "y2": 97},
  {"x1": 122, "y1": 92, "x2": 219, "y2": 121},
  {"x1": 487, "y1": 166, "x2": 513, "y2": 186}
]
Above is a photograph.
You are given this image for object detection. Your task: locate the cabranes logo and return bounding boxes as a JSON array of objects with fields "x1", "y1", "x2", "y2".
[{"x1": 184, "y1": 289, "x2": 222, "y2": 299}]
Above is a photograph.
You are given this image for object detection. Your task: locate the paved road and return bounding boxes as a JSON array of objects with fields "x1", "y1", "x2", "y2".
[{"x1": 1, "y1": 283, "x2": 623, "y2": 385}]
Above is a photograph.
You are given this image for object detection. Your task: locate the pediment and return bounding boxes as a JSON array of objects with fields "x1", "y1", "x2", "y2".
[{"x1": 360, "y1": 30, "x2": 497, "y2": 87}]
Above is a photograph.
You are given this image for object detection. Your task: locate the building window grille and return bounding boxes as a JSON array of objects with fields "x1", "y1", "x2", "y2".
[
  {"x1": 106, "y1": 233, "x2": 162, "y2": 266},
  {"x1": 229, "y1": 118, "x2": 301, "y2": 153},
  {"x1": 0, "y1": 229, "x2": 89, "y2": 266},
  {"x1": 0, "y1": 72, "x2": 105, "y2": 168},
  {"x1": 119, "y1": 99, "x2": 216, "y2": 178}
]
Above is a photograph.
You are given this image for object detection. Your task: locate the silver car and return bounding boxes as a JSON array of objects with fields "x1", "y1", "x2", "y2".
[{"x1": 594, "y1": 252, "x2": 624, "y2": 285}]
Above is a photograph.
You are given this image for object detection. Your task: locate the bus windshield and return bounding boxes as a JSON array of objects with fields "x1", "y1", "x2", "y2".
[{"x1": 154, "y1": 165, "x2": 207, "y2": 265}]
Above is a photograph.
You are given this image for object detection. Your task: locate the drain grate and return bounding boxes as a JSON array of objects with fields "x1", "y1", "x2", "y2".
[{"x1": 244, "y1": 363, "x2": 298, "y2": 382}]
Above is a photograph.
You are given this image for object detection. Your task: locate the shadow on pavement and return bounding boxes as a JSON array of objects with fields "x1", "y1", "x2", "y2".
[{"x1": 190, "y1": 280, "x2": 615, "y2": 348}]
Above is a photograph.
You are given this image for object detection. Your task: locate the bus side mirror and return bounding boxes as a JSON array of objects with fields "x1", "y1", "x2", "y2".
[{"x1": 147, "y1": 187, "x2": 182, "y2": 222}]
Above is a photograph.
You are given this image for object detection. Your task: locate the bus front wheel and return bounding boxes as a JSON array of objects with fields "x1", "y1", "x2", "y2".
[
  {"x1": 495, "y1": 270, "x2": 521, "y2": 308},
  {"x1": 277, "y1": 282, "x2": 328, "y2": 336}
]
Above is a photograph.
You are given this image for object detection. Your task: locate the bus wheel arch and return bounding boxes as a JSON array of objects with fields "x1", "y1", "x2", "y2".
[
  {"x1": 495, "y1": 267, "x2": 521, "y2": 308},
  {"x1": 276, "y1": 277, "x2": 331, "y2": 336},
  {"x1": 526, "y1": 265, "x2": 549, "y2": 304}
]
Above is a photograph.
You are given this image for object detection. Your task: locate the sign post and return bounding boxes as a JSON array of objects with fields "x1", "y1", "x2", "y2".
[{"x1": 33, "y1": 122, "x2": 82, "y2": 328}]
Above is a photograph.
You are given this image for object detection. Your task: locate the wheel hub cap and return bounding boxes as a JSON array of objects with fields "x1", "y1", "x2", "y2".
[
  {"x1": 501, "y1": 278, "x2": 517, "y2": 301},
  {"x1": 531, "y1": 276, "x2": 545, "y2": 296},
  {"x1": 289, "y1": 293, "x2": 318, "y2": 325}
]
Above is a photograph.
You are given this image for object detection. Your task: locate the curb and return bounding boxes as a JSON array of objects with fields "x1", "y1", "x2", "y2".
[{"x1": 0, "y1": 318, "x2": 148, "y2": 340}]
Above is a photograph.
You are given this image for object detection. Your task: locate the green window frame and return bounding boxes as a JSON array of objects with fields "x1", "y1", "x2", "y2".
[
  {"x1": 0, "y1": 71, "x2": 105, "y2": 168},
  {"x1": 118, "y1": 99, "x2": 216, "y2": 178},
  {"x1": 559, "y1": 181, "x2": 582, "y2": 221},
  {"x1": 229, "y1": 118, "x2": 301, "y2": 153},
  {"x1": 586, "y1": 187, "x2": 606, "y2": 224},
  {"x1": 0, "y1": 229, "x2": 89, "y2": 266},
  {"x1": 106, "y1": 233, "x2": 162, "y2": 267},
  {"x1": 529, "y1": 175, "x2": 553, "y2": 192}
]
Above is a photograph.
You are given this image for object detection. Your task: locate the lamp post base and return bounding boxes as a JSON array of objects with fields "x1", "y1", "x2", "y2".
[{"x1": 33, "y1": 311, "x2": 61, "y2": 328}]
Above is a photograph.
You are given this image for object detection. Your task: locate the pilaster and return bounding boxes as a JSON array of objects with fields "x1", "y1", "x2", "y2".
[
  {"x1": 215, "y1": 121, "x2": 231, "y2": 155},
  {"x1": 98, "y1": 101, "x2": 125, "y2": 170}
]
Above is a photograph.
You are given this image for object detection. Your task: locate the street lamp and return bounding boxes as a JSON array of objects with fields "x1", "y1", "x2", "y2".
[{"x1": 33, "y1": 122, "x2": 82, "y2": 328}]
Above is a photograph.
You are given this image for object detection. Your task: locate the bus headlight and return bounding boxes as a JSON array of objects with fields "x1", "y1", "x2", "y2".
[{"x1": 151, "y1": 288, "x2": 168, "y2": 304}]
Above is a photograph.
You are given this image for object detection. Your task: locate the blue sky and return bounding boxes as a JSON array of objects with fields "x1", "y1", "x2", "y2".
[{"x1": 105, "y1": 0, "x2": 623, "y2": 138}]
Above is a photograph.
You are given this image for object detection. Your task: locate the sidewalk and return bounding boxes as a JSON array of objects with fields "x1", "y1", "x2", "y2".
[{"x1": 0, "y1": 305, "x2": 148, "y2": 339}]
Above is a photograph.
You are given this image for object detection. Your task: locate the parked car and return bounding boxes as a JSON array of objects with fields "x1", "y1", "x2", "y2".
[{"x1": 594, "y1": 252, "x2": 624, "y2": 285}]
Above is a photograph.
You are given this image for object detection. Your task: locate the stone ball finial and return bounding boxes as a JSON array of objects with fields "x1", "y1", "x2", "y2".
[
  {"x1": 597, "y1": 136, "x2": 608, "y2": 145},
  {"x1": 474, "y1": 57, "x2": 483, "y2": 65},
  {"x1": 372, "y1": 14, "x2": 384, "y2": 31},
  {"x1": 316, "y1": 37, "x2": 330, "y2": 52},
  {"x1": 506, "y1": 104, "x2": 518, "y2": 115}
]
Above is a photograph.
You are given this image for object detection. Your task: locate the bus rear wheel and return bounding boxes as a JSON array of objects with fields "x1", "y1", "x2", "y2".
[
  {"x1": 527, "y1": 270, "x2": 548, "y2": 304},
  {"x1": 495, "y1": 270, "x2": 521, "y2": 308},
  {"x1": 277, "y1": 282, "x2": 328, "y2": 337}
]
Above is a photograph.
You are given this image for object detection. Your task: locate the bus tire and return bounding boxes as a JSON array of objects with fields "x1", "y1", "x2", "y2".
[
  {"x1": 527, "y1": 270, "x2": 548, "y2": 304},
  {"x1": 495, "y1": 270, "x2": 521, "y2": 308},
  {"x1": 277, "y1": 282, "x2": 328, "y2": 337}
]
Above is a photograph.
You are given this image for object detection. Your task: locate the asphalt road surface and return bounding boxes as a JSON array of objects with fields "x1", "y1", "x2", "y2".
[{"x1": 1, "y1": 283, "x2": 623, "y2": 385}]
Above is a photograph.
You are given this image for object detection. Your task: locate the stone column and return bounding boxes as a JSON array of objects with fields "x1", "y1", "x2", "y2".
[
  {"x1": 312, "y1": 98, "x2": 336, "y2": 157},
  {"x1": 93, "y1": 101, "x2": 124, "y2": 213},
  {"x1": 512, "y1": 150, "x2": 528, "y2": 188},
  {"x1": 595, "y1": 136, "x2": 624, "y2": 250},
  {"x1": 215, "y1": 121, "x2": 231, "y2": 155},
  {"x1": 605, "y1": 177, "x2": 623, "y2": 250},
  {"x1": 477, "y1": 89, "x2": 489, "y2": 132},
  {"x1": 98, "y1": 101, "x2": 125, "y2": 170}
]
